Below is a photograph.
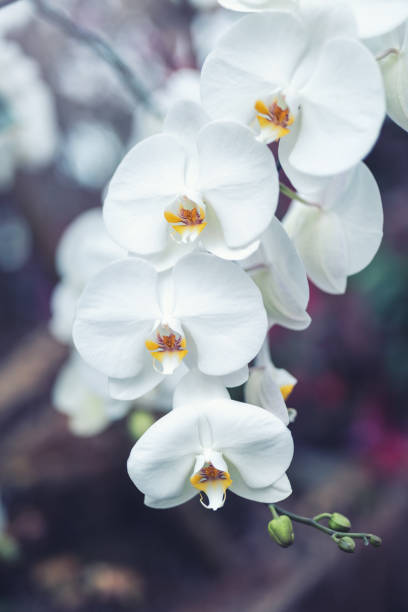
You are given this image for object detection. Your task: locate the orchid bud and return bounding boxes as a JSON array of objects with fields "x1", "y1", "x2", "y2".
[
  {"x1": 268, "y1": 515, "x2": 294, "y2": 548},
  {"x1": 369, "y1": 535, "x2": 382, "y2": 548},
  {"x1": 337, "y1": 537, "x2": 356, "y2": 553},
  {"x1": 128, "y1": 411, "x2": 155, "y2": 440},
  {"x1": 328, "y1": 513, "x2": 351, "y2": 532}
]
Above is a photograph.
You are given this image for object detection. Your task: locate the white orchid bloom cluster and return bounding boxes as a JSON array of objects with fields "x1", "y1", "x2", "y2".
[{"x1": 49, "y1": 0, "x2": 407, "y2": 513}]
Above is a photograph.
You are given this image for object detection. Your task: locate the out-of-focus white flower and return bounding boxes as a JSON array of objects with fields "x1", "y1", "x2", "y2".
[
  {"x1": 61, "y1": 120, "x2": 124, "y2": 190},
  {"x1": 0, "y1": 38, "x2": 57, "y2": 187},
  {"x1": 49, "y1": 208, "x2": 126, "y2": 344},
  {"x1": 105, "y1": 101, "x2": 278, "y2": 268},
  {"x1": 53, "y1": 352, "x2": 186, "y2": 437},
  {"x1": 131, "y1": 69, "x2": 201, "y2": 144},
  {"x1": 53, "y1": 351, "x2": 132, "y2": 437},
  {"x1": 73, "y1": 253, "x2": 267, "y2": 400},
  {"x1": 244, "y1": 342, "x2": 297, "y2": 425},
  {"x1": 282, "y1": 161, "x2": 383, "y2": 294},
  {"x1": 171, "y1": 0, "x2": 219, "y2": 9},
  {"x1": 53, "y1": 351, "x2": 131, "y2": 436},
  {"x1": 128, "y1": 369, "x2": 293, "y2": 510},
  {"x1": 243, "y1": 217, "x2": 310, "y2": 331},
  {"x1": 191, "y1": 8, "x2": 239, "y2": 66},
  {"x1": 368, "y1": 22, "x2": 408, "y2": 132},
  {"x1": 218, "y1": 0, "x2": 408, "y2": 39},
  {"x1": 201, "y1": 10, "x2": 385, "y2": 176},
  {"x1": 0, "y1": 0, "x2": 32, "y2": 34}
]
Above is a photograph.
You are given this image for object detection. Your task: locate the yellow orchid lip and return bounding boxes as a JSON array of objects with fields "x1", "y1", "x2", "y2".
[
  {"x1": 164, "y1": 198, "x2": 207, "y2": 244},
  {"x1": 280, "y1": 383, "x2": 295, "y2": 401},
  {"x1": 254, "y1": 98, "x2": 294, "y2": 141},
  {"x1": 190, "y1": 462, "x2": 232, "y2": 510},
  {"x1": 145, "y1": 327, "x2": 188, "y2": 375}
]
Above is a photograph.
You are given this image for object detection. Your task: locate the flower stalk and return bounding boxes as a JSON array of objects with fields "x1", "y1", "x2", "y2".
[{"x1": 269, "y1": 504, "x2": 382, "y2": 552}]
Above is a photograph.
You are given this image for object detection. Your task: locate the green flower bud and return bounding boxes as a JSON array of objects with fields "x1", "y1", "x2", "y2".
[
  {"x1": 369, "y1": 535, "x2": 382, "y2": 547},
  {"x1": 128, "y1": 411, "x2": 154, "y2": 439},
  {"x1": 268, "y1": 515, "x2": 295, "y2": 548},
  {"x1": 328, "y1": 512, "x2": 351, "y2": 532},
  {"x1": 337, "y1": 536, "x2": 356, "y2": 553}
]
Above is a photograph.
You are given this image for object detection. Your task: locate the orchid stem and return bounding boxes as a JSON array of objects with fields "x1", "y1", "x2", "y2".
[
  {"x1": 30, "y1": 0, "x2": 162, "y2": 119},
  {"x1": 269, "y1": 504, "x2": 379, "y2": 542},
  {"x1": 279, "y1": 182, "x2": 313, "y2": 206}
]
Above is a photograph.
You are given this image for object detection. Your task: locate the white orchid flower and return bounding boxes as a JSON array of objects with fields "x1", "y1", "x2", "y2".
[
  {"x1": 73, "y1": 252, "x2": 267, "y2": 401},
  {"x1": 368, "y1": 22, "x2": 408, "y2": 132},
  {"x1": 282, "y1": 161, "x2": 383, "y2": 294},
  {"x1": 244, "y1": 342, "x2": 297, "y2": 425},
  {"x1": 201, "y1": 10, "x2": 385, "y2": 176},
  {"x1": 50, "y1": 208, "x2": 126, "y2": 344},
  {"x1": 104, "y1": 101, "x2": 278, "y2": 268},
  {"x1": 53, "y1": 351, "x2": 132, "y2": 437},
  {"x1": 128, "y1": 370, "x2": 293, "y2": 510},
  {"x1": 243, "y1": 217, "x2": 310, "y2": 331},
  {"x1": 218, "y1": 0, "x2": 408, "y2": 39}
]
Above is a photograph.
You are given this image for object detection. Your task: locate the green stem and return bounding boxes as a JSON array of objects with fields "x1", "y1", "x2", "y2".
[
  {"x1": 270, "y1": 505, "x2": 378, "y2": 542},
  {"x1": 313, "y1": 512, "x2": 332, "y2": 522},
  {"x1": 279, "y1": 183, "x2": 315, "y2": 207}
]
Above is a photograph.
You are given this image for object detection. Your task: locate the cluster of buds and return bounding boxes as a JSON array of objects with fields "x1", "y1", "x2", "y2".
[{"x1": 267, "y1": 506, "x2": 382, "y2": 554}]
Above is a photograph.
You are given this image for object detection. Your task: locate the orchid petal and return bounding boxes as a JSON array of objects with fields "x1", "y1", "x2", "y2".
[
  {"x1": 172, "y1": 253, "x2": 267, "y2": 376},
  {"x1": 104, "y1": 134, "x2": 187, "y2": 254},
  {"x1": 173, "y1": 369, "x2": 230, "y2": 410},
  {"x1": 73, "y1": 258, "x2": 161, "y2": 378}
]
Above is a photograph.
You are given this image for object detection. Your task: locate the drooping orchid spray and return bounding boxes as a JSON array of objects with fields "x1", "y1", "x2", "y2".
[{"x1": 45, "y1": 0, "x2": 407, "y2": 552}]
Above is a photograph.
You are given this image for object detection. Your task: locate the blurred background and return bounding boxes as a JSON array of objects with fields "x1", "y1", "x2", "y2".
[{"x1": 0, "y1": 0, "x2": 407, "y2": 610}]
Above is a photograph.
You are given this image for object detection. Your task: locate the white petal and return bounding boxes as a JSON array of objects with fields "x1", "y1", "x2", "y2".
[
  {"x1": 164, "y1": 100, "x2": 210, "y2": 157},
  {"x1": 288, "y1": 37, "x2": 385, "y2": 175},
  {"x1": 219, "y1": 0, "x2": 296, "y2": 10},
  {"x1": 172, "y1": 253, "x2": 267, "y2": 376},
  {"x1": 73, "y1": 258, "x2": 161, "y2": 378},
  {"x1": 173, "y1": 369, "x2": 230, "y2": 409},
  {"x1": 230, "y1": 468, "x2": 292, "y2": 503},
  {"x1": 144, "y1": 483, "x2": 197, "y2": 509},
  {"x1": 200, "y1": 204, "x2": 260, "y2": 260},
  {"x1": 349, "y1": 0, "x2": 408, "y2": 39},
  {"x1": 376, "y1": 25, "x2": 408, "y2": 132},
  {"x1": 244, "y1": 366, "x2": 290, "y2": 425},
  {"x1": 103, "y1": 134, "x2": 187, "y2": 254},
  {"x1": 127, "y1": 408, "x2": 202, "y2": 500},
  {"x1": 283, "y1": 162, "x2": 383, "y2": 291},
  {"x1": 284, "y1": 202, "x2": 349, "y2": 294},
  {"x1": 252, "y1": 218, "x2": 310, "y2": 330},
  {"x1": 56, "y1": 208, "x2": 125, "y2": 287},
  {"x1": 109, "y1": 357, "x2": 164, "y2": 401},
  {"x1": 145, "y1": 235, "x2": 195, "y2": 272},
  {"x1": 220, "y1": 365, "x2": 249, "y2": 387},
  {"x1": 331, "y1": 162, "x2": 383, "y2": 275},
  {"x1": 198, "y1": 121, "x2": 278, "y2": 248},
  {"x1": 49, "y1": 282, "x2": 78, "y2": 344},
  {"x1": 201, "y1": 12, "x2": 307, "y2": 125},
  {"x1": 203, "y1": 399, "x2": 294, "y2": 489}
]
